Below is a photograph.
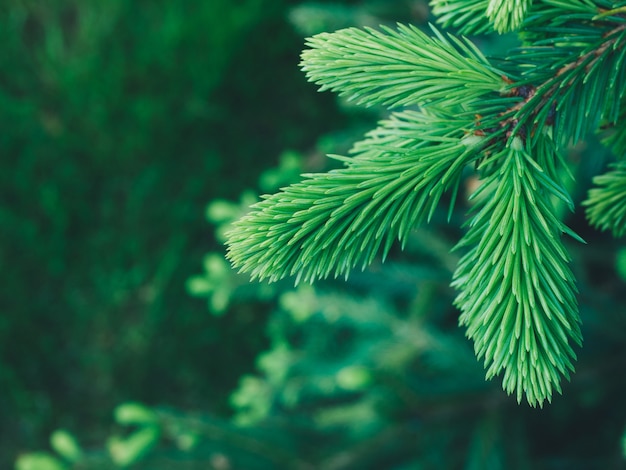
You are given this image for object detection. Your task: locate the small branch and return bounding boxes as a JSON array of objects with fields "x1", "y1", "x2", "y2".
[
  {"x1": 484, "y1": 21, "x2": 626, "y2": 145},
  {"x1": 533, "y1": 22, "x2": 626, "y2": 110}
]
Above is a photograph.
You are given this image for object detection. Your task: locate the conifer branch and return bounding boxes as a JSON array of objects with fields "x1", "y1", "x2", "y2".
[
  {"x1": 430, "y1": 0, "x2": 531, "y2": 33},
  {"x1": 226, "y1": 111, "x2": 480, "y2": 284},
  {"x1": 486, "y1": 0, "x2": 531, "y2": 32},
  {"x1": 226, "y1": 9, "x2": 626, "y2": 406},
  {"x1": 453, "y1": 137, "x2": 582, "y2": 406},
  {"x1": 507, "y1": 3, "x2": 626, "y2": 144},
  {"x1": 584, "y1": 162, "x2": 626, "y2": 237},
  {"x1": 434, "y1": 3, "x2": 626, "y2": 150},
  {"x1": 430, "y1": 0, "x2": 494, "y2": 35},
  {"x1": 300, "y1": 24, "x2": 506, "y2": 109}
]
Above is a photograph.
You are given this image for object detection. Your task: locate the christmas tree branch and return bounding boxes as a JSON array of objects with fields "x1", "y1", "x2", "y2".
[
  {"x1": 226, "y1": 8, "x2": 626, "y2": 405},
  {"x1": 453, "y1": 137, "x2": 582, "y2": 406}
]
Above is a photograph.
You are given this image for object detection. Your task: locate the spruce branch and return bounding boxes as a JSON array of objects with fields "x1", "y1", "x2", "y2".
[
  {"x1": 430, "y1": 0, "x2": 494, "y2": 35},
  {"x1": 507, "y1": 3, "x2": 626, "y2": 144},
  {"x1": 453, "y1": 137, "x2": 582, "y2": 407},
  {"x1": 225, "y1": 9, "x2": 626, "y2": 406},
  {"x1": 226, "y1": 111, "x2": 479, "y2": 284},
  {"x1": 583, "y1": 162, "x2": 626, "y2": 236},
  {"x1": 432, "y1": 3, "x2": 626, "y2": 154},
  {"x1": 487, "y1": 0, "x2": 532, "y2": 32},
  {"x1": 430, "y1": 0, "x2": 531, "y2": 33},
  {"x1": 300, "y1": 24, "x2": 506, "y2": 110}
]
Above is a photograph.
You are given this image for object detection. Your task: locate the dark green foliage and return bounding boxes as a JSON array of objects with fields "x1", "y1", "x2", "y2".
[
  {"x1": 430, "y1": 0, "x2": 530, "y2": 33},
  {"x1": 512, "y1": 0, "x2": 626, "y2": 145},
  {"x1": 430, "y1": 0, "x2": 495, "y2": 35},
  {"x1": 1, "y1": 0, "x2": 345, "y2": 465},
  {"x1": 584, "y1": 162, "x2": 626, "y2": 236}
]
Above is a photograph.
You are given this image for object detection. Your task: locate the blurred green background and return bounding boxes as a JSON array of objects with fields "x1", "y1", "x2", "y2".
[
  {"x1": 2, "y1": 1, "x2": 626, "y2": 468},
  {"x1": 1, "y1": 0, "x2": 341, "y2": 463}
]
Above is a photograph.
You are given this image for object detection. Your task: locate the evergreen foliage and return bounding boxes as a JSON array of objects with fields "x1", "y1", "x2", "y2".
[
  {"x1": 584, "y1": 162, "x2": 626, "y2": 236},
  {"x1": 452, "y1": 137, "x2": 582, "y2": 405},
  {"x1": 1, "y1": 0, "x2": 338, "y2": 465},
  {"x1": 15, "y1": 1, "x2": 626, "y2": 467},
  {"x1": 227, "y1": 1, "x2": 626, "y2": 406}
]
